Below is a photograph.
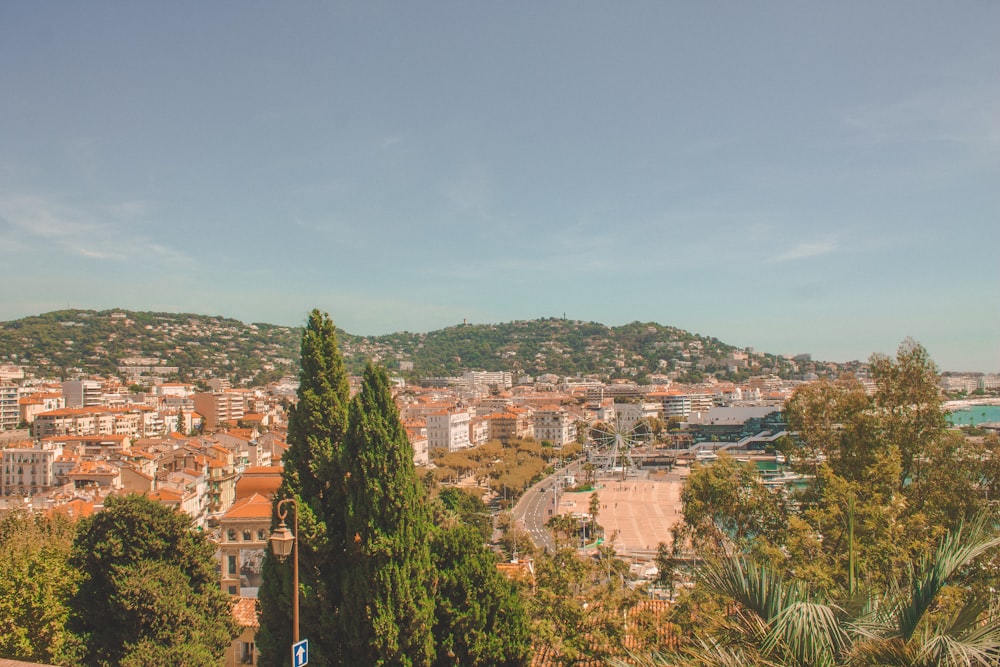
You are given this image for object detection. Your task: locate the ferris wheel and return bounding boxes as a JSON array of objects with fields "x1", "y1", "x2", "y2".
[{"x1": 587, "y1": 417, "x2": 645, "y2": 479}]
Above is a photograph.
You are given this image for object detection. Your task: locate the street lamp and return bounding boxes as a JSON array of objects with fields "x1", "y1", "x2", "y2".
[{"x1": 269, "y1": 498, "x2": 299, "y2": 645}]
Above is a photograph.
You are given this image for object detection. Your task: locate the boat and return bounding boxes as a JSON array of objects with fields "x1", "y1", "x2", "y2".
[{"x1": 695, "y1": 448, "x2": 718, "y2": 462}]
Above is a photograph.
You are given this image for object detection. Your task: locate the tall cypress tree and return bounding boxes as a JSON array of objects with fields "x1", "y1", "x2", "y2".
[
  {"x1": 431, "y1": 523, "x2": 531, "y2": 667},
  {"x1": 341, "y1": 362, "x2": 436, "y2": 666},
  {"x1": 258, "y1": 310, "x2": 351, "y2": 667}
]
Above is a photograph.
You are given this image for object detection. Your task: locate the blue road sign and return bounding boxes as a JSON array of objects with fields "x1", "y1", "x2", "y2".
[{"x1": 292, "y1": 639, "x2": 308, "y2": 667}]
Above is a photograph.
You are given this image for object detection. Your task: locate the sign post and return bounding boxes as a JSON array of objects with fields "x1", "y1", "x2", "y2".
[{"x1": 292, "y1": 638, "x2": 308, "y2": 667}]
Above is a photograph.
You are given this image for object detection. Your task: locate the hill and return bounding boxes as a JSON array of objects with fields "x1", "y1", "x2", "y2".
[{"x1": 0, "y1": 310, "x2": 840, "y2": 385}]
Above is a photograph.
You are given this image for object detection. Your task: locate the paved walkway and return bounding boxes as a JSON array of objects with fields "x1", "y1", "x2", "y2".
[{"x1": 555, "y1": 470, "x2": 688, "y2": 554}]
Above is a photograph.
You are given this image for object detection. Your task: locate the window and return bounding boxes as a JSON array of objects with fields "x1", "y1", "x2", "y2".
[
  {"x1": 243, "y1": 530, "x2": 252, "y2": 541},
  {"x1": 228, "y1": 585, "x2": 238, "y2": 595},
  {"x1": 228, "y1": 555, "x2": 237, "y2": 575},
  {"x1": 240, "y1": 642, "x2": 255, "y2": 664},
  {"x1": 257, "y1": 529, "x2": 266, "y2": 541},
  {"x1": 227, "y1": 529, "x2": 237, "y2": 541}
]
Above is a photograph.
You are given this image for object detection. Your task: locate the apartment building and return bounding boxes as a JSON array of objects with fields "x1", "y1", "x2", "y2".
[
  {"x1": 486, "y1": 409, "x2": 533, "y2": 443},
  {"x1": 62, "y1": 380, "x2": 103, "y2": 408},
  {"x1": 1, "y1": 440, "x2": 63, "y2": 496},
  {"x1": 0, "y1": 383, "x2": 19, "y2": 430},
  {"x1": 651, "y1": 392, "x2": 692, "y2": 418},
  {"x1": 532, "y1": 406, "x2": 577, "y2": 446},
  {"x1": 464, "y1": 370, "x2": 513, "y2": 390},
  {"x1": 426, "y1": 408, "x2": 472, "y2": 452},
  {"x1": 18, "y1": 392, "x2": 65, "y2": 425},
  {"x1": 193, "y1": 392, "x2": 246, "y2": 430},
  {"x1": 33, "y1": 406, "x2": 161, "y2": 439}
]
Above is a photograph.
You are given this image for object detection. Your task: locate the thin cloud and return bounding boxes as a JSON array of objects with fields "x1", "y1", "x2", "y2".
[
  {"x1": 0, "y1": 193, "x2": 187, "y2": 266},
  {"x1": 771, "y1": 239, "x2": 838, "y2": 263},
  {"x1": 844, "y1": 82, "x2": 1000, "y2": 158}
]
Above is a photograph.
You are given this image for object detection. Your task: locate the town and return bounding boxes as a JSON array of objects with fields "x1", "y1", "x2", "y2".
[{"x1": 2, "y1": 311, "x2": 999, "y2": 666}]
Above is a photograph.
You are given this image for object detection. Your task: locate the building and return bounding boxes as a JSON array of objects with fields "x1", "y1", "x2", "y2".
[
  {"x1": 486, "y1": 410, "x2": 533, "y2": 443},
  {"x1": 219, "y1": 492, "x2": 272, "y2": 598},
  {"x1": 193, "y1": 392, "x2": 246, "y2": 431},
  {"x1": 532, "y1": 406, "x2": 577, "y2": 446},
  {"x1": 62, "y1": 380, "x2": 102, "y2": 408},
  {"x1": 464, "y1": 371, "x2": 513, "y2": 390},
  {"x1": 1, "y1": 440, "x2": 63, "y2": 496},
  {"x1": 0, "y1": 384, "x2": 19, "y2": 430},
  {"x1": 426, "y1": 408, "x2": 472, "y2": 452},
  {"x1": 225, "y1": 597, "x2": 260, "y2": 667},
  {"x1": 18, "y1": 392, "x2": 65, "y2": 425}
]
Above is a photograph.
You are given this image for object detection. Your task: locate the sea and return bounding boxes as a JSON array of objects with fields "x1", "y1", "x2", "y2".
[{"x1": 946, "y1": 404, "x2": 1000, "y2": 426}]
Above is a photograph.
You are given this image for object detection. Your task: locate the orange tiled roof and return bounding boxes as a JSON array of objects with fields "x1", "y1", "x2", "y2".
[
  {"x1": 224, "y1": 492, "x2": 273, "y2": 519},
  {"x1": 231, "y1": 596, "x2": 260, "y2": 628}
]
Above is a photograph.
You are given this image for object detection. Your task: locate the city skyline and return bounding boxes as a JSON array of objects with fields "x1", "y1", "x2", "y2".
[{"x1": 1, "y1": 3, "x2": 998, "y2": 372}]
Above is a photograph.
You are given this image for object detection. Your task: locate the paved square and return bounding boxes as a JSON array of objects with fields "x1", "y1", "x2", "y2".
[{"x1": 555, "y1": 470, "x2": 688, "y2": 554}]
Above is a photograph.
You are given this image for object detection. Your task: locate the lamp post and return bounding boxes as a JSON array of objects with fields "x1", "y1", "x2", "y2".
[{"x1": 268, "y1": 498, "x2": 299, "y2": 645}]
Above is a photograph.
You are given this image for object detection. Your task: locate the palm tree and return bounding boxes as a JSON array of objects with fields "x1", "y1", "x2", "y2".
[{"x1": 620, "y1": 515, "x2": 1000, "y2": 667}]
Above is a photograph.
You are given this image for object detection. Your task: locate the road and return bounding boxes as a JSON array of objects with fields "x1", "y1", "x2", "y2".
[{"x1": 510, "y1": 459, "x2": 583, "y2": 552}]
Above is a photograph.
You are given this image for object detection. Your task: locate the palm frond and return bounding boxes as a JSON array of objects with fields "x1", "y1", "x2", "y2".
[
  {"x1": 768, "y1": 601, "x2": 849, "y2": 667},
  {"x1": 897, "y1": 515, "x2": 1000, "y2": 641}
]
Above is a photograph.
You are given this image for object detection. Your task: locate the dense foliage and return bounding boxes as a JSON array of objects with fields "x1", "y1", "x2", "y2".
[
  {"x1": 0, "y1": 496, "x2": 236, "y2": 666},
  {"x1": 258, "y1": 309, "x2": 352, "y2": 666},
  {"x1": 0, "y1": 309, "x2": 850, "y2": 384},
  {"x1": 341, "y1": 363, "x2": 437, "y2": 666},
  {"x1": 654, "y1": 340, "x2": 1000, "y2": 666},
  {"x1": 0, "y1": 309, "x2": 300, "y2": 385},
  {"x1": 68, "y1": 494, "x2": 237, "y2": 667},
  {"x1": 0, "y1": 510, "x2": 80, "y2": 665},
  {"x1": 259, "y1": 310, "x2": 532, "y2": 666}
]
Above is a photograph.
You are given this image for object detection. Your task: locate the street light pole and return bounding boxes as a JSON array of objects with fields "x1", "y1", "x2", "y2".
[{"x1": 269, "y1": 497, "x2": 299, "y2": 645}]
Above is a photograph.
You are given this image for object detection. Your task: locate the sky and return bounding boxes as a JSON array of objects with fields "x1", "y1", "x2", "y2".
[{"x1": 1, "y1": 3, "x2": 998, "y2": 372}]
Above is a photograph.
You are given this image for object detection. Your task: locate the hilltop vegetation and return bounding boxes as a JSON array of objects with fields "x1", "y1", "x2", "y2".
[{"x1": 0, "y1": 309, "x2": 846, "y2": 384}]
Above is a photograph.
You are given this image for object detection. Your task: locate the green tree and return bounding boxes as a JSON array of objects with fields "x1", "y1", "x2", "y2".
[
  {"x1": 0, "y1": 510, "x2": 80, "y2": 665},
  {"x1": 68, "y1": 494, "x2": 236, "y2": 667},
  {"x1": 258, "y1": 309, "x2": 351, "y2": 667},
  {"x1": 674, "y1": 453, "x2": 787, "y2": 557},
  {"x1": 430, "y1": 523, "x2": 530, "y2": 667},
  {"x1": 341, "y1": 362, "x2": 436, "y2": 666},
  {"x1": 869, "y1": 338, "x2": 946, "y2": 492},
  {"x1": 631, "y1": 515, "x2": 1000, "y2": 667}
]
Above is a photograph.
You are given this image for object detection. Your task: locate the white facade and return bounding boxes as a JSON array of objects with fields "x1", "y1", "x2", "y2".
[
  {"x1": 464, "y1": 371, "x2": 513, "y2": 390},
  {"x1": 1, "y1": 441, "x2": 63, "y2": 496},
  {"x1": 426, "y1": 409, "x2": 472, "y2": 452},
  {"x1": 62, "y1": 380, "x2": 103, "y2": 408},
  {"x1": 0, "y1": 384, "x2": 19, "y2": 430},
  {"x1": 532, "y1": 407, "x2": 577, "y2": 446}
]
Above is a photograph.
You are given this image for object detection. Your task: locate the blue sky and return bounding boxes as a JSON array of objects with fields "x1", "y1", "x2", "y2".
[{"x1": 1, "y1": 3, "x2": 998, "y2": 371}]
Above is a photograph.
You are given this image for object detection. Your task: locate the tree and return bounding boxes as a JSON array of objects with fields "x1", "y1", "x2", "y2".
[
  {"x1": 674, "y1": 453, "x2": 787, "y2": 557},
  {"x1": 869, "y1": 339, "x2": 947, "y2": 492},
  {"x1": 430, "y1": 523, "x2": 531, "y2": 667},
  {"x1": 258, "y1": 309, "x2": 351, "y2": 667},
  {"x1": 68, "y1": 494, "x2": 236, "y2": 666},
  {"x1": 0, "y1": 510, "x2": 80, "y2": 665},
  {"x1": 341, "y1": 362, "x2": 436, "y2": 666},
  {"x1": 633, "y1": 515, "x2": 1000, "y2": 667}
]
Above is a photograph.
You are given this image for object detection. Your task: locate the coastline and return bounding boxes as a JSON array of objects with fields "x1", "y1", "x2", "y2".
[{"x1": 943, "y1": 398, "x2": 1000, "y2": 410}]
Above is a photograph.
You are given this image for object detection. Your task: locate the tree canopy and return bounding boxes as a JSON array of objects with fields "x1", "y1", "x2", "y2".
[{"x1": 68, "y1": 493, "x2": 236, "y2": 667}]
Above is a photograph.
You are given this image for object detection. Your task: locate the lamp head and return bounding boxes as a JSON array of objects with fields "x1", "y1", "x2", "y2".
[{"x1": 269, "y1": 522, "x2": 295, "y2": 562}]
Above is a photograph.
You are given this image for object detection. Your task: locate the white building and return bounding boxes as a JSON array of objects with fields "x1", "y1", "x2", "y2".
[
  {"x1": 62, "y1": 380, "x2": 103, "y2": 408},
  {"x1": 1, "y1": 440, "x2": 63, "y2": 496},
  {"x1": 426, "y1": 408, "x2": 472, "y2": 452},
  {"x1": 0, "y1": 384, "x2": 20, "y2": 430},
  {"x1": 464, "y1": 371, "x2": 513, "y2": 390},
  {"x1": 532, "y1": 406, "x2": 577, "y2": 446}
]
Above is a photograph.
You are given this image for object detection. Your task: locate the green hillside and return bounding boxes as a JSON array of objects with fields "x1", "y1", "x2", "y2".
[{"x1": 0, "y1": 310, "x2": 838, "y2": 385}]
